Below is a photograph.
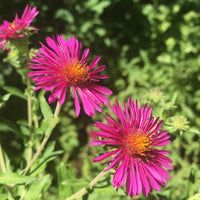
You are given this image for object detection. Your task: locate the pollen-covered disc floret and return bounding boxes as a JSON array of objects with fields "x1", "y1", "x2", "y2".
[
  {"x1": 90, "y1": 97, "x2": 172, "y2": 197},
  {"x1": 60, "y1": 59, "x2": 90, "y2": 86},
  {"x1": 28, "y1": 35, "x2": 112, "y2": 117},
  {"x1": 0, "y1": 5, "x2": 39, "y2": 49},
  {"x1": 123, "y1": 128, "x2": 152, "y2": 157}
]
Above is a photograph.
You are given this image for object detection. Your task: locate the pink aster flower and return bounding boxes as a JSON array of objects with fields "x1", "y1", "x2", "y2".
[
  {"x1": 0, "y1": 5, "x2": 39, "y2": 49},
  {"x1": 28, "y1": 35, "x2": 112, "y2": 117},
  {"x1": 90, "y1": 97, "x2": 172, "y2": 197}
]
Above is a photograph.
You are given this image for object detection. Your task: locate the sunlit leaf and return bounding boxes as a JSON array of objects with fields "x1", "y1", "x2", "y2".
[{"x1": 0, "y1": 173, "x2": 36, "y2": 184}]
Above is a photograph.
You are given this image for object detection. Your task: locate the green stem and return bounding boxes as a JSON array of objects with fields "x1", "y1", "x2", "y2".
[
  {"x1": 27, "y1": 76, "x2": 33, "y2": 165},
  {"x1": 24, "y1": 46, "x2": 33, "y2": 166},
  {"x1": 0, "y1": 144, "x2": 6, "y2": 173},
  {"x1": 33, "y1": 114, "x2": 39, "y2": 129},
  {"x1": 66, "y1": 169, "x2": 109, "y2": 200},
  {"x1": 22, "y1": 102, "x2": 62, "y2": 174}
]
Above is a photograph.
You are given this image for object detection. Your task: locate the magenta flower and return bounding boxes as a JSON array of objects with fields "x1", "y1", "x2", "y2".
[
  {"x1": 28, "y1": 35, "x2": 112, "y2": 117},
  {"x1": 0, "y1": 5, "x2": 39, "y2": 49},
  {"x1": 90, "y1": 97, "x2": 172, "y2": 197}
]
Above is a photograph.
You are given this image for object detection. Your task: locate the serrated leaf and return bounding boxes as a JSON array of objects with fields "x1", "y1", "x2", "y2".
[
  {"x1": 0, "y1": 173, "x2": 36, "y2": 184},
  {"x1": 3, "y1": 86, "x2": 26, "y2": 100}
]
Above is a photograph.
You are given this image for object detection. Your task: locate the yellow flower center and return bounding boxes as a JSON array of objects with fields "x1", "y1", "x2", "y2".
[
  {"x1": 9, "y1": 21, "x2": 16, "y2": 30},
  {"x1": 123, "y1": 129, "x2": 152, "y2": 157},
  {"x1": 60, "y1": 60, "x2": 90, "y2": 86}
]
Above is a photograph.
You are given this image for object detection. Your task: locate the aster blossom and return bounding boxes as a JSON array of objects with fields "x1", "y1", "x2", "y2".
[
  {"x1": 90, "y1": 97, "x2": 172, "y2": 197},
  {"x1": 28, "y1": 35, "x2": 112, "y2": 117},
  {"x1": 0, "y1": 5, "x2": 39, "y2": 49}
]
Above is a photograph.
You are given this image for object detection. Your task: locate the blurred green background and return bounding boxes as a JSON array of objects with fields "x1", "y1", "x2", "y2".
[{"x1": 0, "y1": 0, "x2": 200, "y2": 199}]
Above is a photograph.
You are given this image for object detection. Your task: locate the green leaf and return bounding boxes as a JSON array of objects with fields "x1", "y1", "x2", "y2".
[
  {"x1": 3, "y1": 86, "x2": 26, "y2": 100},
  {"x1": 0, "y1": 194, "x2": 14, "y2": 200},
  {"x1": 45, "y1": 117, "x2": 59, "y2": 136},
  {"x1": 39, "y1": 92, "x2": 53, "y2": 120},
  {"x1": 55, "y1": 9, "x2": 74, "y2": 24},
  {"x1": 57, "y1": 163, "x2": 76, "y2": 198},
  {"x1": 0, "y1": 93, "x2": 11, "y2": 109},
  {"x1": 90, "y1": 1, "x2": 111, "y2": 15},
  {"x1": 60, "y1": 178, "x2": 88, "y2": 198},
  {"x1": 2, "y1": 93, "x2": 11, "y2": 101},
  {"x1": 37, "y1": 116, "x2": 59, "y2": 137},
  {"x1": 0, "y1": 149, "x2": 12, "y2": 174},
  {"x1": 0, "y1": 120, "x2": 22, "y2": 138},
  {"x1": 23, "y1": 175, "x2": 50, "y2": 200},
  {"x1": 187, "y1": 167, "x2": 195, "y2": 198},
  {"x1": 0, "y1": 173, "x2": 36, "y2": 184},
  {"x1": 29, "y1": 142, "x2": 63, "y2": 176},
  {"x1": 30, "y1": 150, "x2": 63, "y2": 176}
]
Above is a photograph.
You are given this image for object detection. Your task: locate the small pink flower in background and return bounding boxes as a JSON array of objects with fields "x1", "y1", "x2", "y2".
[
  {"x1": 0, "y1": 5, "x2": 39, "y2": 49},
  {"x1": 90, "y1": 97, "x2": 172, "y2": 197},
  {"x1": 28, "y1": 35, "x2": 112, "y2": 117}
]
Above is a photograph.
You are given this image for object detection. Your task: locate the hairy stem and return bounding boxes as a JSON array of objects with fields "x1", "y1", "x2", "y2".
[
  {"x1": 66, "y1": 169, "x2": 109, "y2": 200},
  {"x1": 0, "y1": 144, "x2": 7, "y2": 173},
  {"x1": 22, "y1": 102, "x2": 62, "y2": 174}
]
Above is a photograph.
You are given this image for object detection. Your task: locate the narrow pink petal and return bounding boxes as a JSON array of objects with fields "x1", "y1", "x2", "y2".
[
  {"x1": 113, "y1": 154, "x2": 129, "y2": 188},
  {"x1": 90, "y1": 84, "x2": 113, "y2": 95},
  {"x1": 90, "y1": 65, "x2": 106, "y2": 75},
  {"x1": 73, "y1": 87, "x2": 80, "y2": 117},
  {"x1": 92, "y1": 149, "x2": 120, "y2": 162},
  {"x1": 77, "y1": 87, "x2": 95, "y2": 117},
  {"x1": 94, "y1": 121, "x2": 121, "y2": 135},
  {"x1": 46, "y1": 36, "x2": 65, "y2": 61},
  {"x1": 138, "y1": 162, "x2": 151, "y2": 197},
  {"x1": 153, "y1": 149, "x2": 170, "y2": 155},
  {"x1": 93, "y1": 139, "x2": 122, "y2": 146},
  {"x1": 135, "y1": 161, "x2": 142, "y2": 195},
  {"x1": 143, "y1": 165, "x2": 161, "y2": 191},
  {"x1": 89, "y1": 56, "x2": 101, "y2": 70},
  {"x1": 153, "y1": 140, "x2": 171, "y2": 146},
  {"x1": 143, "y1": 162, "x2": 163, "y2": 183},
  {"x1": 90, "y1": 141, "x2": 104, "y2": 146},
  {"x1": 148, "y1": 120, "x2": 163, "y2": 136},
  {"x1": 126, "y1": 158, "x2": 137, "y2": 196},
  {"x1": 151, "y1": 161, "x2": 171, "y2": 179},
  {"x1": 123, "y1": 102, "x2": 131, "y2": 126},
  {"x1": 101, "y1": 149, "x2": 121, "y2": 165},
  {"x1": 104, "y1": 152, "x2": 125, "y2": 172},
  {"x1": 93, "y1": 130, "x2": 123, "y2": 141},
  {"x1": 48, "y1": 84, "x2": 64, "y2": 104},
  {"x1": 91, "y1": 75, "x2": 109, "y2": 80},
  {"x1": 59, "y1": 84, "x2": 68, "y2": 105},
  {"x1": 156, "y1": 156, "x2": 173, "y2": 169},
  {"x1": 81, "y1": 48, "x2": 89, "y2": 63}
]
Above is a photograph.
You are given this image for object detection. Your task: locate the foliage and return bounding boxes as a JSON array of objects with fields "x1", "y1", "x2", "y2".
[{"x1": 0, "y1": 0, "x2": 200, "y2": 200}]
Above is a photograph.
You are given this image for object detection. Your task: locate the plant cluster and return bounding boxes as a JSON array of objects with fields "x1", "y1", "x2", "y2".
[{"x1": 0, "y1": 1, "x2": 200, "y2": 200}]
